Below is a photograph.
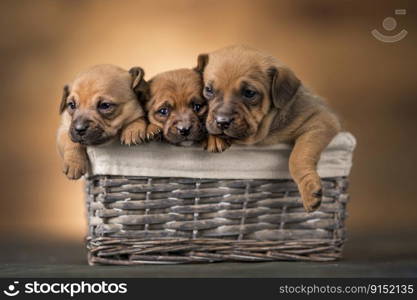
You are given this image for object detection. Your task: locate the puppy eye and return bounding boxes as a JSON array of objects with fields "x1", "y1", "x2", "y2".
[
  {"x1": 158, "y1": 107, "x2": 169, "y2": 116},
  {"x1": 67, "y1": 101, "x2": 76, "y2": 110},
  {"x1": 243, "y1": 88, "x2": 257, "y2": 99},
  {"x1": 204, "y1": 86, "x2": 215, "y2": 99},
  {"x1": 98, "y1": 102, "x2": 114, "y2": 111},
  {"x1": 193, "y1": 103, "x2": 203, "y2": 112},
  {"x1": 205, "y1": 86, "x2": 213, "y2": 94}
]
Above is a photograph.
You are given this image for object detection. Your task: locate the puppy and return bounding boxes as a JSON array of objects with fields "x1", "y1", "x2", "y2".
[
  {"x1": 146, "y1": 68, "x2": 229, "y2": 151},
  {"x1": 57, "y1": 64, "x2": 151, "y2": 179},
  {"x1": 195, "y1": 45, "x2": 341, "y2": 212}
]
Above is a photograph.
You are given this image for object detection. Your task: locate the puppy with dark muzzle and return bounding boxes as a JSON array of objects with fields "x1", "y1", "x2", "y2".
[
  {"x1": 196, "y1": 45, "x2": 341, "y2": 212},
  {"x1": 57, "y1": 64, "x2": 154, "y2": 179},
  {"x1": 146, "y1": 68, "x2": 229, "y2": 151}
]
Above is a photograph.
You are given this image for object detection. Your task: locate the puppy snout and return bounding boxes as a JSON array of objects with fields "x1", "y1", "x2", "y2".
[
  {"x1": 177, "y1": 124, "x2": 192, "y2": 137},
  {"x1": 215, "y1": 115, "x2": 233, "y2": 130},
  {"x1": 73, "y1": 119, "x2": 91, "y2": 136}
]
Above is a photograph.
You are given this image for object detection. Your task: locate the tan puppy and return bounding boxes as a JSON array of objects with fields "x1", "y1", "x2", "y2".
[
  {"x1": 146, "y1": 68, "x2": 229, "y2": 151},
  {"x1": 196, "y1": 45, "x2": 341, "y2": 212},
  {"x1": 57, "y1": 64, "x2": 151, "y2": 179}
]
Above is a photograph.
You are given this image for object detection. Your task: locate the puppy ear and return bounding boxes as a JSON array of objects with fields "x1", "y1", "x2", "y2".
[
  {"x1": 269, "y1": 66, "x2": 301, "y2": 109},
  {"x1": 194, "y1": 54, "x2": 209, "y2": 74},
  {"x1": 59, "y1": 85, "x2": 70, "y2": 114},
  {"x1": 129, "y1": 67, "x2": 149, "y2": 104}
]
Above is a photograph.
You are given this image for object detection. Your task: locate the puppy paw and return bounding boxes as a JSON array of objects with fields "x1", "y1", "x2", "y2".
[
  {"x1": 203, "y1": 135, "x2": 231, "y2": 153},
  {"x1": 146, "y1": 124, "x2": 162, "y2": 141},
  {"x1": 298, "y1": 173, "x2": 322, "y2": 212},
  {"x1": 121, "y1": 120, "x2": 147, "y2": 145},
  {"x1": 63, "y1": 157, "x2": 88, "y2": 180}
]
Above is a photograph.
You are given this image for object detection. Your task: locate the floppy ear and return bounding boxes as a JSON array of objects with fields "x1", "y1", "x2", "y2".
[
  {"x1": 194, "y1": 53, "x2": 209, "y2": 74},
  {"x1": 129, "y1": 67, "x2": 149, "y2": 104},
  {"x1": 59, "y1": 85, "x2": 70, "y2": 114},
  {"x1": 269, "y1": 66, "x2": 301, "y2": 109}
]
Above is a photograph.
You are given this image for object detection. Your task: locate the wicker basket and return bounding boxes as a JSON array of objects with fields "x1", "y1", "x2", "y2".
[{"x1": 85, "y1": 132, "x2": 356, "y2": 265}]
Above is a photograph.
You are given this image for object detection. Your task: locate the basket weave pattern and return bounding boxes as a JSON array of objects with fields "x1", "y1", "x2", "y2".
[{"x1": 86, "y1": 175, "x2": 349, "y2": 264}]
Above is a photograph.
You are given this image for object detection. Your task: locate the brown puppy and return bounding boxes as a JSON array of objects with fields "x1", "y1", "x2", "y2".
[
  {"x1": 57, "y1": 64, "x2": 151, "y2": 179},
  {"x1": 196, "y1": 45, "x2": 341, "y2": 212},
  {"x1": 146, "y1": 68, "x2": 229, "y2": 151}
]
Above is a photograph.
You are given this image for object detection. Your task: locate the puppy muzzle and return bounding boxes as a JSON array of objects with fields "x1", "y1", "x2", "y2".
[
  {"x1": 164, "y1": 121, "x2": 206, "y2": 145},
  {"x1": 207, "y1": 110, "x2": 252, "y2": 139},
  {"x1": 70, "y1": 120, "x2": 108, "y2": 146}
]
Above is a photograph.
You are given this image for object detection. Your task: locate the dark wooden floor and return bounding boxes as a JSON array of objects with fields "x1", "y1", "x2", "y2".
[{"x1": 1, "y1": 232, "x2": 416, "y2": 278}]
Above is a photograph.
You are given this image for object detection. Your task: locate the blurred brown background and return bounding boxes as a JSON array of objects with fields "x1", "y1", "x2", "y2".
[{"x1": 0, "y1": 0, "x2": 416, "y2": 242}]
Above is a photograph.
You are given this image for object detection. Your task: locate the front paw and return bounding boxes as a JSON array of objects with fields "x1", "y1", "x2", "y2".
[
  {"x1": 298, "y1": 173, "x2": 322, "y2": 212},
  {"x1": 121, "y1": 121, "x2": 147, "y2": 145},
  {"x1": 203, "y1": 135, "x2": 231, "y2": 153},
  {"x1": 146, "y1": 123, "x2": 162, "y2": 141},
  {"x1": 63, "y1": 158, "x2": 88, "y2": 180}
]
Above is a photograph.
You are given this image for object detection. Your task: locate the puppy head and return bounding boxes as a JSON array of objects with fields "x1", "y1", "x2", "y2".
[
  {"x1": 147, "y1": 69, "x2": 207, "y2": 145},
  {"x1": 60, "y1": 64, "x2": 147, "y2": 145},
  {"x1": 196, "y1": 45, "x2": 300, "y2": 141}
]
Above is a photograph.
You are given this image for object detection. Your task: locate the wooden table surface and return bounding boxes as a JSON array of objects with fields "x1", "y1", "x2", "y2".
[{"x1": 1, "y1": 231, "x2": 416, "y2": 278}]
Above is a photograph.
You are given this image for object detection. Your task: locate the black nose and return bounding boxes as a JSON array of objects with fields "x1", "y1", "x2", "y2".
[
  {"x1": 74, "y1": 121, "x2": 90, "y2": 136},
  {"x1": 177, "y1": 126, "x2": 191, "y2": 137},
  {"x1": 215, "y1": 115, "x2": 233, "y2": 130}
]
